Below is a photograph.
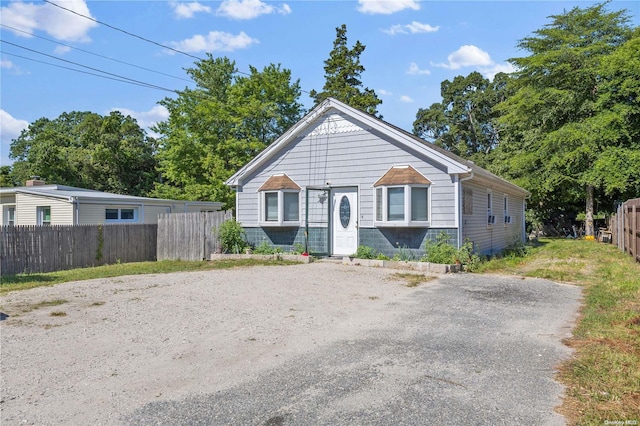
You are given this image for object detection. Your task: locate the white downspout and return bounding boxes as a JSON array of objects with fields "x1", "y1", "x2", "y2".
[{"x1": 458, "y1": 172, "x2": 474, "y2": 249}]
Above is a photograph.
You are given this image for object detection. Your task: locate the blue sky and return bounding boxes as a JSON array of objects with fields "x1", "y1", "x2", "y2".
[{"x1": 1, "y1": 0, "x2": 638, "y2": 167}]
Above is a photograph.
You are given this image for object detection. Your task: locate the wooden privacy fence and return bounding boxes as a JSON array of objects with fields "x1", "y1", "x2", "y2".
[
  {"x1": 157, "y1": 210, "x2": 233, "y2": 261},
  {"x1": 613, "y1": 198, "x2": 640, "y2": 263},
  {"x1": 0, "y1": 224, "x2": 157, "y2": 276}
]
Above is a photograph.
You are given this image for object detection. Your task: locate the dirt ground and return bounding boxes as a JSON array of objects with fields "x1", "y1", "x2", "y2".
[
  {"x1": 0, "y1": 262, "x2": 581, "y2": 425},
  {"x1": 0, "y1": 263, "x2": 419, "y2": 425}
]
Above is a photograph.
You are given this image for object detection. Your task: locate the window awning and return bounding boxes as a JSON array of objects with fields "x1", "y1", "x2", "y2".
[
  {"x1": 373, "y1": 165, "x2": 431, "y2": 187},
  {"x1": 258, "y1": 174, "x2": 301, "y2": 191}
]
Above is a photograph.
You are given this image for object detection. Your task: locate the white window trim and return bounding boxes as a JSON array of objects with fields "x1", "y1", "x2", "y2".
[
  {"x1": 37, "y1": 206, "x2": 51, "y2": 226},
  {"x1": 503, "y1": 194, "x2": 512, "y2": 225},
  {"x1": 105, "y1": 207, "x2": 139, "y2": 223},
  {"x1": 374, "y1": 184, "x2": 431, "y2": 227},
  {"x1": 259, "y1": 189, "x2": 301, "y2": 226},
  {"x1": 5, "y1": 206, "x2": 16, "y2": 226}
]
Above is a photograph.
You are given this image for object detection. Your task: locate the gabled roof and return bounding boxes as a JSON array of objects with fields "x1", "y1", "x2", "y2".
[
  {"x1": 0, "y1": 184, "x2": 223, "y2": 207},
  {"x1": 374, "y1": 165, "x2": 431, "y2": 186},
  {"x1": 226, "y1": 97, "x2": 529, "y2": 197},
  {"x1": 258, "y1": 174, "x2": 301, "y2": 191}
]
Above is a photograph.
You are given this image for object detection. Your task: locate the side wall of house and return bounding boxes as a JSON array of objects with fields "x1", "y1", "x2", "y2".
[
  {"x1": 15, "y1": 193, "x2": 74, "y2": 225},
  {"x1": 78, "y1": 203, "x2": 173, "y2": 224},
  {"x1": 236, "y1": 112, "x2": 459, "y2": 255},
  {"x1": 461, "y1": 181, "x2": 526, "y2": 255}
]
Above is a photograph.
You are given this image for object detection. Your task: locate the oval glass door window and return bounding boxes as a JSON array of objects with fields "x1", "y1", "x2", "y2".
[{"x1": 339, "y1": 196, "x2": 351, "y2": 228}]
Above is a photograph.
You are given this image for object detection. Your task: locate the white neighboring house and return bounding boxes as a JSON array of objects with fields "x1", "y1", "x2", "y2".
[
  {"x1": 226, "y1": 97, "x2": 530, "y2": 257},
  {"x1": 0, "y1": 179, "x2": 222, "y2": 226}
]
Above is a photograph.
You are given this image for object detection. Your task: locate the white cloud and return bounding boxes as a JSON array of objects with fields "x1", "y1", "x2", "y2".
[
  {"x1": 400, "y1": 95, "x2": 414, "y2": 103},
  {"x1": 169, "y1": 1, "x2": 212, "y2": 19},
  {"x1": 432, "y1": 45, "x2": 493, "y2": 70},
  {"x1": 384, "y1": 21, "x2": 439, "y2": 35},
  {"x1": 0, "y1": 110, "x2": 29, "y2": 165},
  {"x1": 481, "y1": 62, "x2": 517, "y2": 80},
  {"x1": 54, "y1": 45, "x2": 71, "y2": 55},
  {"x1": 216, "y1": 0, "x2": 291, "y2": 20},
  {"x1": 0, "y1": 0, "x2": 97, "y2": 42},
  {"x1": 358, "y1": 0, "x2": 419, "y2": 14},
  {"x1": 377, "y1": 89, "x2": 392, "y2": 96},
  {"x1": 110, "y1": 106, "x2": 169, "y2": 138},
  {"x1": 407, "y1": 62, "x2": 430, "y2": 75},
  {"x1": 168, "y1": 31, "x2": 258, "y2": 53},
  {"x1": 431, "y1": 45, "x2": 516, "y2": 80},
  {"x1": 1, "y1": 59, "x2": 15, "y2": 69}
]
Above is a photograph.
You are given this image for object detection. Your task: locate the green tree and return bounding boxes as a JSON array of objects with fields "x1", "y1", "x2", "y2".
[
  {"x1": 413, "y1": 72, "x2": 512, "y2": 167},
  {"x1": 0, "y1": 166, "x2": 17, "y2": 187},
  {"x1": 493, "y1": 3, "x2": 638, "y2": 235},
  {"x1": 9, "y1": 111, "x2": 158, "y2": 195},
  {"x1": 310, "y1": 24, "x2": 382, "y2": 116},
  {"x1": 152, "y1": 55, "x2": 304, "y2": 208}
]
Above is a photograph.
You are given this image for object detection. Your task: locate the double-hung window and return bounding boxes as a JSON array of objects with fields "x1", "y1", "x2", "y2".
[
  {"x1": 259, "y1": 174, "x2": 301, "y2": 226},
  {"x1": 487, "y1": 191, "x2": 495, "y2": 225},
  {"x1": 374, "y1": 165, "x2": 431, "y2": 227},
  {"x1": 503, "y1": 195, "x2": 511, "y2": 224}
]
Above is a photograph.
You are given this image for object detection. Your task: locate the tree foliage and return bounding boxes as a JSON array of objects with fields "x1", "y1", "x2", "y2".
[
  {"x1": 9, "y1": 111, "x2": 158, "y2": 195},
  {"x1": 492, "y1": 3, "x2": 638, "y2": 228},
  {"x1": 413, "y1": 71, "x2": 512, "y2": 167},
  {"x1": 310, "y1": 24, "x2": 382, "y2": 116},
  {"x1": 153, "y1": 55, "x2": 304, "y2": 208}
]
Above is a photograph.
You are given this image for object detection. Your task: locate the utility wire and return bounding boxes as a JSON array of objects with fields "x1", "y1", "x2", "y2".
[
  {"x1": 42, "y1": 0, "x2": 203, "y2": 61},
  {"x1": 1, "y1": 40, "x2": 176, "y2": 93},
  {"x1": 0, "y1": 23, "x2": 192, "y2": 83},
  {"x1": 2, "y1": 51, "x2": 177, "y2": 92}
]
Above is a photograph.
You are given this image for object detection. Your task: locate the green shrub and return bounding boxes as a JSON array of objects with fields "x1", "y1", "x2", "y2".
[
  {"x1": 253, "y1": 241, "x2": 276, "y2": 255},
  {"x1": 216, "y1": 219, "x2": 247, "y2": 254},
  {"x1": 291, "y1": 243, "x2": 306, "y2": 255},
  {"x1": 421, "y1": 232, "x2": 457, "y2": 264},
  {"x1": 376, "y1": 253, "x2": 390, "y2": 260},
  {"x1": 392, "y1": 244, "x2": 416, "y2": 261},
  {"x1": 353, "y1": 245, "x2": 376, "y2": 259}
]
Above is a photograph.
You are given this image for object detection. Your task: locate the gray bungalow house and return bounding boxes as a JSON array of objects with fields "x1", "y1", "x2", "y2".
[{"x1": 226, "y1": 98, "x2": 529, "y2": 257}]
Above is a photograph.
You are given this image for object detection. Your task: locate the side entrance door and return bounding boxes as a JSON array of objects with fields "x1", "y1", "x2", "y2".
[{"x1": 332, "y1": 187, "x2": 358, "y2": 256}]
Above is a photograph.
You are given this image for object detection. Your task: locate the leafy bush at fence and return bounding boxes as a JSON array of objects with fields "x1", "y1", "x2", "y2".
[{"x1": 216, "y1": 219, "x2": 248, "y2": 254}]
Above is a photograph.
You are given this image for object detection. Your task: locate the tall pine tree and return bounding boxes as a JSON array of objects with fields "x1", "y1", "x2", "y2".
[{"x1": 310, "y1": 24, "x2": 382, "y2": 116}]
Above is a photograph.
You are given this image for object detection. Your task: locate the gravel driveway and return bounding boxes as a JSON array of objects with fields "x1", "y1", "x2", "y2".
[{"x1": 0, "y1": 262, "x2": 581, "y2": 425}]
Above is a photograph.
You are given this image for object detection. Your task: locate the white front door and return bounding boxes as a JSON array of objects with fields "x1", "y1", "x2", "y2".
[{"x1": 332, "y1": 188, "x2": 358, "y2": 256}]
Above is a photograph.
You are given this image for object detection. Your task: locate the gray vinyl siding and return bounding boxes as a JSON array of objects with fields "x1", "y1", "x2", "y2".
[
  {"x1": 461, "y1": 181, "x2": 526, "y2": 255},
  {"x1": 237, "y1": 112, "x2": 456, "y2": 228}
]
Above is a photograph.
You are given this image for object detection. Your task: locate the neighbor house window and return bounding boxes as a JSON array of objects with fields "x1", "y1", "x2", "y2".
[
  {"x1": 37, "y1": 206, "x2": 51, "y2": 226},
  {"x1": 258, "y1": 174, "x2": 301, "y2": 225},
  {"x1": 6, "y1": 206, "x2": 15, "y2": 226},
  {"x1": 374, "y1": 165, "x2": 431, "y2": 226},
  {"x1": 105, "y1": 208, "x2": 138, "y2": 223}
]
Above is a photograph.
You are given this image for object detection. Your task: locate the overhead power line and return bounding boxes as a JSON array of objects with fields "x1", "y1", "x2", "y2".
[
  {"x1": 0, "y1": 23, "x2": 192, "y2": 83},
  {"x1": 1, "y1": 40, "x2": 175, "y2": 93},
  {"x1": 2, "y1": 51, "x2": 177, "y2": 91},
  {"x1": 42, "y1": 0, "x2": 202, "y2": 61}
]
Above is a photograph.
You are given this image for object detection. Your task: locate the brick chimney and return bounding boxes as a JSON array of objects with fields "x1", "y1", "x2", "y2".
[{"x1": 26, "y1": 176, "x2": 46, "y2": 186}]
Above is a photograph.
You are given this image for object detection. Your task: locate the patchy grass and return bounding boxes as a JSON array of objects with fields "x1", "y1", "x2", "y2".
[
  {"x1": 49, "y1": 311, "x2": 67, "y2": 317},
  {"x1": 391, "y1": 272, "x2": 437, "y2": 288},
  {"x1": 0, "y1": 259, "x2": 300, "y2": 295},
  {"x1": 480, "y1": 238, "x2": 640, "y2": 424}
]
